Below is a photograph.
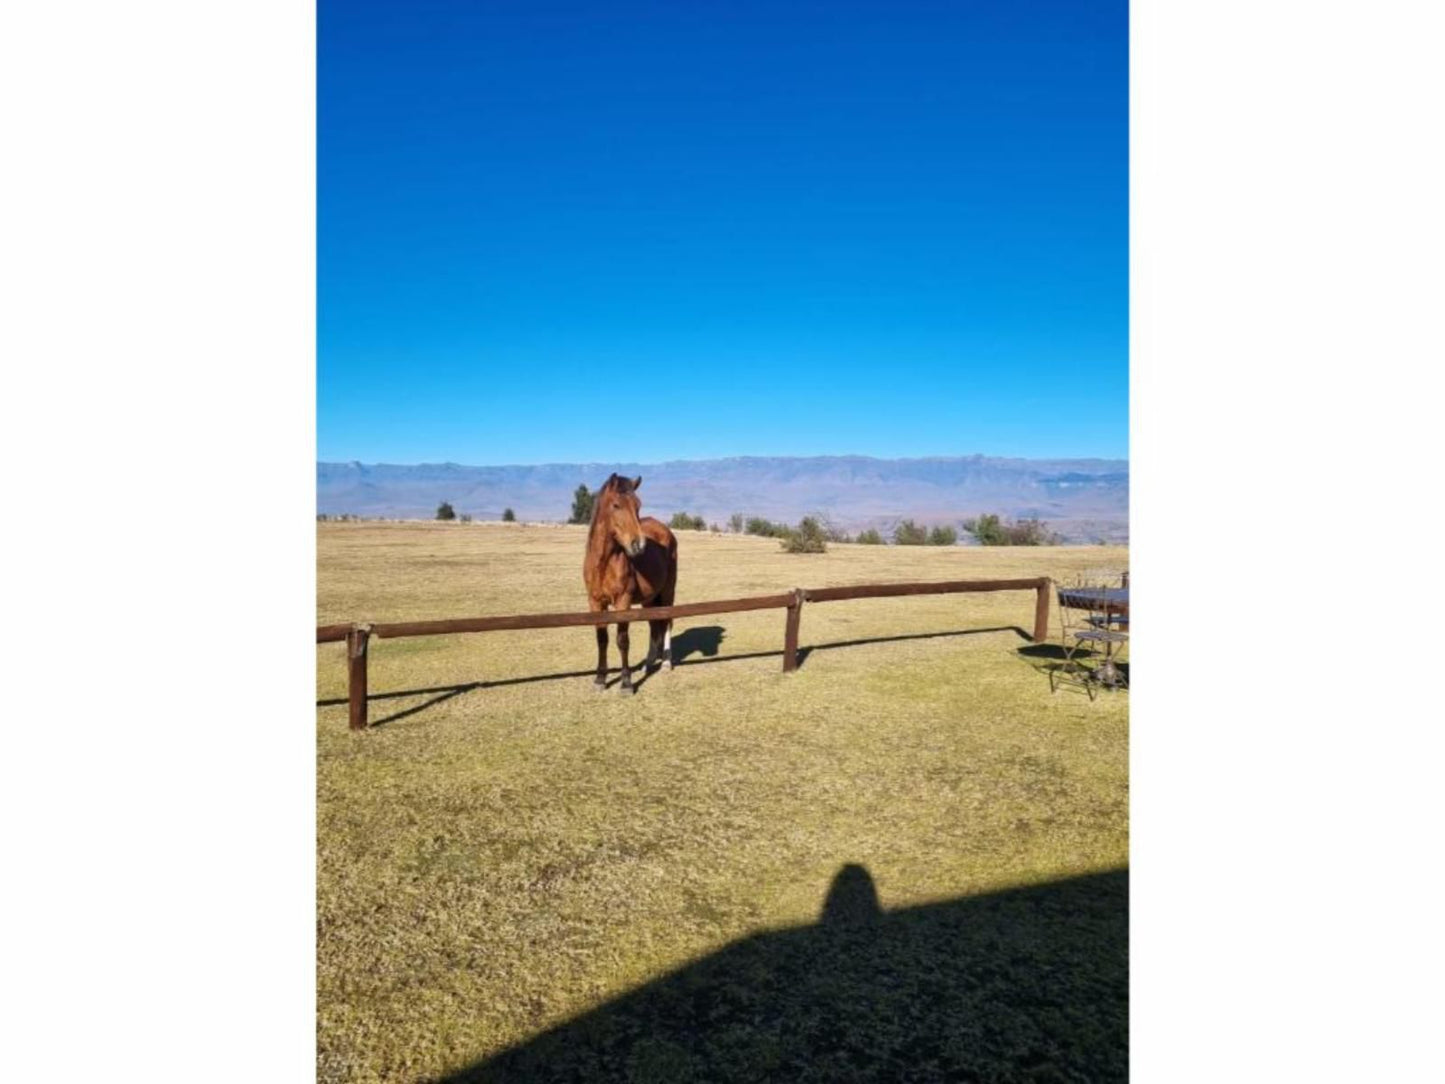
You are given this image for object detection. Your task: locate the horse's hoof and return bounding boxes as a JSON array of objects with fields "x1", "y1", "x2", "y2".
[
  {"x1": 591, "y1": 680, "x2": 607, "y2": 693},
  {"x1": 618, "y1": 684, "x2": 636, "y2": 696},
  {"x1": 664, "y1": 661, "x2": 673, "y2": 671}
]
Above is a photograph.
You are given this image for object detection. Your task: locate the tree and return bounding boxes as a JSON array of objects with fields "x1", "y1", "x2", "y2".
[
  {"x1": 963, "y1": 513, "x2": 1004, "y2": 545},
  {"x1": 928, "y1": 525, "x2": 958, "y2": 546},
  {"x1": 668, "y1": 512, "x2": 706, "y2": 531},
  {"x1": 818, "y1": 515, "x2": 851, "y2": 543},
  {"x1": 502, "y1": 508, "x2": 516, "y2": 522},
  {"x1": 568, "y1": 485, "x2": 594, "y2": 524},
  {"x1": 459, "y1": 513, "x2": 473, "y2": 524},
  {"x1": 781, "y1": 516, "x2": 828, "y2": 553},
  {"x1": 963, "y1": 513, "x2": 1060, "y2": 546},
  {"x1": 435, "y1": 501, "x2": 456, "y2": 521},
  {"x1": 893, "y1": 519, "x2": 927, "y2": 545},
  {"x1": 728, "y1": 513, "x2": 744, "y2": 533},
  {"x1": 746, "y1": 516, "x2": 788, "y2": 538},
  {"x1": 855, "y1": 528, "x2": 884, "y2": 545}
]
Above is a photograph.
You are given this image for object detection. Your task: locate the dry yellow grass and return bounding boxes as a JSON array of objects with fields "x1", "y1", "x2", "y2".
[{"x1": 317, "y1": 522, "x2": 1129, "y2": 1082}]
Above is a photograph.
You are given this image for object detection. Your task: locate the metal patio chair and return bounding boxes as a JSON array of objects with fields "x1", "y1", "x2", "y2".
[{"x1": 1051, "y1": 576, "x2": 1130, "y2": 699}]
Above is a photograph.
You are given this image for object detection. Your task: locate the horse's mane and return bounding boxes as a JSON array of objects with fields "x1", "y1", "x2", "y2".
[{"x1": 588, "y1": 473, "x2": 633, "y2": 528}]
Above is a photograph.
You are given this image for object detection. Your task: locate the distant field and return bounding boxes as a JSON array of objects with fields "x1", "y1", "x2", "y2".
[{"x1": 317, "y1": 523, "x2": 1130, "y2": 1083}]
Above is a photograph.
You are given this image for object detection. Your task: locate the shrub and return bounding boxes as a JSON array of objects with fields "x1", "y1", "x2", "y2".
[
  {"x1": 502, "y1": 508, "x2": 516, "y2": 522},
  {"x1": 818, "y1": 515, "x2": 851, "y2": 544},
  {"x1": 893, "y1": 519, "x2": 928, "y2": 545},
  {"x1": 668, "y1": 512, "x2": 707, "y2": 531},
  {"x1": 728, "y1": 513, "x2": 744, "y2": 533},
  {"x1": 709, "y1": 522, "x2": 721, "y2": 533},
  {"x1": 568, "y1": 485, "x2": 594, "y2": 524},
  {"x1": 781, "y1": 516, "x2": 828, "y2": 554},
  {"x1": 435, "y1": 501, "x2": 456, "y2": 521},
  {"x1": 928, "y1": 525, "x2": 958, "y2": 546},
  {"x1": 855, "y1": 528, "x2": 884, "y2": 545},
  {"x1": 1006, "y1": 517, "x2": 1061, "y2": 545},
  {"x1": 459, "y1": 513, "x2": 473, "y2": 524},
  {"x1": 745, "y1": 516, "x2": 789, "y2": 538},
  {"x1": 963, "y1": 513, "x2": 1060, "y2": 546}
]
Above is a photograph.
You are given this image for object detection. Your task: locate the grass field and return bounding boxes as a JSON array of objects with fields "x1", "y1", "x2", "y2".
[{"x1": 317, "y1": 522, "x2": 1129, "y2": 1083}]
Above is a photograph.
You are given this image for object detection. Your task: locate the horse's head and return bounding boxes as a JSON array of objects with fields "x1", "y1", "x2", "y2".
[{"x1": 598, "y1": 474, "x2": 646, "y2": 558}]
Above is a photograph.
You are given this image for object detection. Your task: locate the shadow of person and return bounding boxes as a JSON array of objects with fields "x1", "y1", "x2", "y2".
[
  {"x1": 818, "y1": 862, "x2": 882, "y2": 925},
  {"x1": 434, "y1": 866, "x2": 1127, "y2": 1082},
  {"x1": 670, "y1": 625, "x2": 725, "y2": 664}
]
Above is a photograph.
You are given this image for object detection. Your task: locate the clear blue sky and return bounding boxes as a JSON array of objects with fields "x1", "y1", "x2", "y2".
[{"x1": 319, "y1": 0, "x2": 1126, "y2": 464}]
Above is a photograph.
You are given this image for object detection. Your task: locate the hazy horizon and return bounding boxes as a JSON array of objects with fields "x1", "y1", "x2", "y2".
[
  {"x1": 317, "y1": 453, "x2": 1128, "y2": 542},
  {"x1": 318, "y1": 450, "x2": 1129, "y2": 469}
]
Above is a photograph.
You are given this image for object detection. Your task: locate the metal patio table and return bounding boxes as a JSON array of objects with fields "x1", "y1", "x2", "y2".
[{"x1": 1057, "y1": 586, "x2": 1129, "y2": 687}]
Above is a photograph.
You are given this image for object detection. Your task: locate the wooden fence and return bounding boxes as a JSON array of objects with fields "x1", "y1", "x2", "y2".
[{"x1": 317, "y1": 577, "x2": 1052, "y2": 730}]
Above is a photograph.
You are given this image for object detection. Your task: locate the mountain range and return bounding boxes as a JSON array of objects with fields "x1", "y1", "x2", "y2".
[{"x1": 317, "y1": 455, "x2": 1127, "y2": 543}]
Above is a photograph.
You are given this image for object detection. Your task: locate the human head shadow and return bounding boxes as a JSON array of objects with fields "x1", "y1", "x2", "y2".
[{"x1": 433, "y1": 866, "x2": 1127, "y2": 1082}]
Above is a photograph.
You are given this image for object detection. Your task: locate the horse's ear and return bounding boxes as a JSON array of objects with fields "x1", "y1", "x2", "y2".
[{"x1": 631, "y1": 476, "x2": 642, "y2": 490}]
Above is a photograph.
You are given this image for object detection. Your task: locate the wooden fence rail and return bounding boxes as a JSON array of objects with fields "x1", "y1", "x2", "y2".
[{"x1": 318, "y1": 577, "x2": 1052, "y2": 730}]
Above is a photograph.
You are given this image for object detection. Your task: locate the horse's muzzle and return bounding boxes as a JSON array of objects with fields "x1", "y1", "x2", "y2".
[{"x1": 627, "y1": 539, "x2": 645, "y2": 558}]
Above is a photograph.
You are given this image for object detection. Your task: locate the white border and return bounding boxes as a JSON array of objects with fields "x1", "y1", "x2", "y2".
[
  {"x1": 2, "y1": 2, "x2": 315, "y2": 1078},
  {"x1": 3, "y1": 1, "x2": 1443, "y2": 1077},
  {"x1": 1133, "y1": 0, "x2": 1442, "y2": 1078}
]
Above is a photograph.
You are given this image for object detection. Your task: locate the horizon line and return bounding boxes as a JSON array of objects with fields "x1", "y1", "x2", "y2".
[{"x1": 318, "y1": 451, "x2": 1131, "y2": 470}]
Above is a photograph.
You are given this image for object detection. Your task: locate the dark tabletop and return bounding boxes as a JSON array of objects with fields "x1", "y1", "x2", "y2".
[{"x1": 1057, "y1": 587, "x2": 1129, "y2": 612}]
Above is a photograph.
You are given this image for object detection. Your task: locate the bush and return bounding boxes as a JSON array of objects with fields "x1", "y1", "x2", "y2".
[
  {"x1": 709, "y1": 522, "x2": 721, "y2": 533},
  {"x1": 963, "y1": 513, "x2": 1060, "y2": 546},
  {"x1": 668, "y1": 512, "x2": 707, "y2": 531},
  {"x1": 893, "y1": 519, "x2": 928, "y2": 545},
  {"x1": 435, "y1": 501, "x2": 456, "y2": 521},
  {"x1": 728, "y1": 513, "x2": 744, "y2": 533},
  {"x1": 1006, "y1": 517, "x2": 1061, "y2": 545},
  {"x1": 928, "y1": 525, "x2": 957, "y2": 546},
  {"x1": 818, "y1": 515, "x2": 851, "y2": 544},
  {"x1": 855, "y1": 528, "x2": 884, "y2": 545},
  {"x1": 780, "y1": 516, "x2": 828, "y2": 554},
  {"x1": 745, "y1": 516, "x2": 789, "y2": 538},
  {"x1": 568, "y1": 485, "x2": 594, "y2": 524},
  {"x1": 459, "y1": 513, "x2": 473, "y2": 524},
  {"x1": 502, "y1": 508, "x2": 516, "y2": 522}
]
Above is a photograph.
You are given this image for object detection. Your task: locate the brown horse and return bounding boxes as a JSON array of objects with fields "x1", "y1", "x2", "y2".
[{"x1": 583, "y1": 474, "x2": 679, "y2": 694}]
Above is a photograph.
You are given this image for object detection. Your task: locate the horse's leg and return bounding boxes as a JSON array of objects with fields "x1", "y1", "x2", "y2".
[
  {"x1": 615, "y1": 595, "x2": 635, "y2": 694},
  {"x1": 660, "y1": 583, "x2": 676, "y2": 671},
  {"x1": 592, "y1": 601, "x2": 609, "y2": 691},
  {"x1": 646, "y1": 619, "x2": 665, "y2": 671}
]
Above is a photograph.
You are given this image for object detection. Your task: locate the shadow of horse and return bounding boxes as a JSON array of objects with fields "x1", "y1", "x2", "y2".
[
  {"x1": 670, "y1": 624, "x2": 726, "y2": 664},
  {"x1": 431, "y1": 866, "x2": 1128, "y2": 1082}
]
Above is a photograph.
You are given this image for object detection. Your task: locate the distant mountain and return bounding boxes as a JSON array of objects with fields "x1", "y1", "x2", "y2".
[{"x1": 317, "y1": 455, "x2": 1128, "y2": 542}]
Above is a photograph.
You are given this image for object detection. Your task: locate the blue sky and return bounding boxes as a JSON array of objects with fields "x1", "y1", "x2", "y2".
[{"x1": 319, "y1": 0, "x2": 1127, "y2": 464}]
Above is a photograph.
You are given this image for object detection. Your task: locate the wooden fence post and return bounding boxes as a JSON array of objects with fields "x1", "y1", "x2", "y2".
[
  {"x1": 1033, "y1": 579, "x2": 1051, "y2": 643},
  {"x1": 783, "y1": 588, "x2": 804, "y2": 672},
  {"x1": 347, "y1": 624, "x2": 371, "y2": 731}
]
